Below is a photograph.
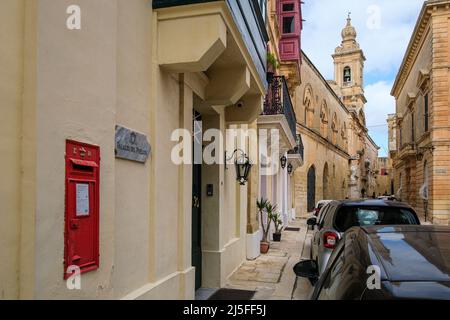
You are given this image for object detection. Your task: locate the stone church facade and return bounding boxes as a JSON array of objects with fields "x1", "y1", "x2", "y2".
[{"x1": 292, "y1": 16, "x2": 379, "y2": 216}]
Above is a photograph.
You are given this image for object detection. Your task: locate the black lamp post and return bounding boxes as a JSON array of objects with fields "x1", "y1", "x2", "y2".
[
  {"x1": 226, "y1": 149, "x2": 253, "y2": 186},
  {"x1": 287, "y1": 163, "x2": 293, "y2": 175},
  {"x1": 280, "y1": 155, "x2": 287, "y2": 169}
]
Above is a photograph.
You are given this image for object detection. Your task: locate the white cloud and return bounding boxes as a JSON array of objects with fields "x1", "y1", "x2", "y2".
[
  {"x1": 300, "y1": 0, "x2": 424, "y2": 157},
  {"x1": 301, "y1": 0, "x2": 424, "y2": 80},
  {"x1": 365, "y1": 81, "x2": 395, "y2": 126},
  {"x1": 364, "y1": 81, "x2": 396, "y2": 156}
]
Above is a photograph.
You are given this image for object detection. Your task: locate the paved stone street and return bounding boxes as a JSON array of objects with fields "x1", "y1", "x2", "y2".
[{"x1": 224, "y1": 219, "x2": 314, "y2": 300}]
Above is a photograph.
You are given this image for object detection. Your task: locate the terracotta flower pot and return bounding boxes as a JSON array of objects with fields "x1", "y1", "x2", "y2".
[
  {"x1": 273, "y1": 233, "x2": 282, "y2": 242},
  {"x1": 260, "y1": 241, "x2": 270, "y2": 254}
]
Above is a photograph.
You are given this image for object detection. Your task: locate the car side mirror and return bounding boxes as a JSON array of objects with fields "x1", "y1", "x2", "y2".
[
  {"x1": 293, "y1": 260, "x2": 319, "y2": 284},
  {"x1": 294, "y1": 260, "x2": 319, "y2": 279},
  {"x1": 307, "y1": 217, "x2": 317, "y2": 226}
]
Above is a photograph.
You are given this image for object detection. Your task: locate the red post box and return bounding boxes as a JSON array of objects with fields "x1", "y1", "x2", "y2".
[{"x1": 64, "y1": 140, "x2": 100, "y2": 279}]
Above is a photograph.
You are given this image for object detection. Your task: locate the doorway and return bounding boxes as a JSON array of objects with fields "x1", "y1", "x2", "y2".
[
  {"x1": 192, "y1": 110, "x2": 202, "y2": 290},
  {"x1": 307, "y1": 166, "x2": 316, "y2": 213}
]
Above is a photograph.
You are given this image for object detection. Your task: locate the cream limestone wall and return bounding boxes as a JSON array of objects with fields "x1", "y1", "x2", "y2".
[
  {"x1": 0, "y1": 0, "x2": 24, "y2": 299},
  {"x1": 113, "y1": 0, "x2": 152, "y2": 298},
  {"x1": 292, "y1": 54, "x2": 351, "y2": 216},
  {"x1": 34, "y1": 0, "x2": 117, "y2": 298},
  {"x1": 19, "y1": 0, "x2": 38, "y2": 299},
  {"x1": 396, "y1": 30, "x2": 432, "y2": 126},
  {"x1": 392, "y1": 5, "x2": 450, "y2": 224},
  {"x1": 294, "y1": 135, "x2": 349, "y2": 216},
  {"x1": 202, "y1": 118, "x2": 249, "y2": 288},
  {"x1": 2, "y1": 0, "x2": 264, "y2": 299}
]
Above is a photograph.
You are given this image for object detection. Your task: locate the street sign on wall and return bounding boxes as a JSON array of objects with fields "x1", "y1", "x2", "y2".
[{"x1": 115, "y1": 125, "x2": 151, "y2": 163}]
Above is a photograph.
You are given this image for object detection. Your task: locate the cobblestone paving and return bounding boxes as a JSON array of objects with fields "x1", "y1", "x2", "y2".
[{"x1": 225, "y1": 219, "x2": 314, "y2": 300}]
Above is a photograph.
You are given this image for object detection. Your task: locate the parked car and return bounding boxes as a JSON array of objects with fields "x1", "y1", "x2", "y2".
[
  {"x1": 378, "y1": 195, "x2": 398, "y2": 201},
  {"x1": 307, "y1": 202, "x2": 331, "y2": 231},
  {"x1": 308, "y1": 200, "x2": 420, "y2": 275},
  {"x1": 294, "y1": 225, "x2": 450, "y2": 300},
  {"x1": 313, "y1": 200, "x2": 333, "y2": 216}
]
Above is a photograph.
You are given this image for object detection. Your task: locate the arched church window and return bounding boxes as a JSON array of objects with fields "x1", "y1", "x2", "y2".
[
  {"x1": 343, "y1": 66, "x2": 351, "y2": 83},
  {"x1": 341, "y1": 122, "x2": 348, "y2": 150},
  {"x1": 303, "y1": 86, "x2": 314, "y2": 127},
  {"x1": 320, "y1": 101, "x2": 329, "y2": 138},
  {"x1": 332, "y1": 113, "x2": 338, "y2": 145}
]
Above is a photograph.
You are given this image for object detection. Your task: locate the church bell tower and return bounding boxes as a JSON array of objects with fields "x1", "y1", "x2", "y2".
[{"x1": 332, "y1": 14, "x2": 367, "y2": 112}]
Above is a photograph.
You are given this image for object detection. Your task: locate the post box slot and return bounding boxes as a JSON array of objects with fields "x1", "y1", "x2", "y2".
[
  {"x1": 70, "y1": 158, "x2": 98, "y2": 172},
  {"x1": 72, "y1": 164, "x2": 94, "y2": 172}
]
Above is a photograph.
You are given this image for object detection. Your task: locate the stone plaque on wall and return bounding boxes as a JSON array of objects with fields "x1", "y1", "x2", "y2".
[{"x1": 115, "y1": 125, "x2": 151, "y2": 163}]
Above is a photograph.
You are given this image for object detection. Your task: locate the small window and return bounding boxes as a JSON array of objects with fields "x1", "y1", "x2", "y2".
[
  {"x1": 343, "y1": 67, "x2": 351, "y2": 83},
  {"x1": 259, "y1": 0, "x2": 267, "y2": 22},
  {"x1": 282, "y1": 16, "x2": 295, "y2": 34},
  {"x1": 282, "y1": 3, "x2": 295, "y2": 12}
]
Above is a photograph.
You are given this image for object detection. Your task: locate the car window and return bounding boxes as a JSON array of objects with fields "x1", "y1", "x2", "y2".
[
  {"x1": 318, "y1": 205, "x2": 332, "y2": 229},
  {"x1": 322, "y1": 205, "x2": 337, "y2": 229},
  {"x1": 317, "y1": 204, "x2": 329, "y2": 223},
  {"x1": 334, "y1": 207, "x2": 419, "y2": 233}
]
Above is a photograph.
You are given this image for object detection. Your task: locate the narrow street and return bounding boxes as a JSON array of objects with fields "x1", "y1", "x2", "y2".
[{"x1": 196, "y1": 219, "x2": 315, "y2": 300}]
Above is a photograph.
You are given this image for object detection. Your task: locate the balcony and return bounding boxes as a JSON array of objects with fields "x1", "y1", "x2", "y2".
[
  {"x1": 153, "y1": 0, "x2": 268, "y2": 88},
  {"x1": 398, "y1": 143, "x2": 417, "y2": 161},
  {"x1": 287, "y1": 134, "x2": 304, "y2": 172},
  {"x1": 257, "y1": 76, "x2": 297, "y2": 155}
]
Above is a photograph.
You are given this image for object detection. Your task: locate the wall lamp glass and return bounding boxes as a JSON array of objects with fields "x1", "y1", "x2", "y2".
[
  {"x1": 287, "y1": 163, "x2": 293, "y2": 175},
  {"x1": 280, "y1": 155, "x2": 287, "y2": 169},
  {"x1": 225, "y1": 149, "x2": 253, "y2": 186}
]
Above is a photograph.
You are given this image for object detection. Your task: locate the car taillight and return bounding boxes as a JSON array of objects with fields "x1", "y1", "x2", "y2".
[{"x1": 323, "y1": 232, "x2": 338, "y2": 249}]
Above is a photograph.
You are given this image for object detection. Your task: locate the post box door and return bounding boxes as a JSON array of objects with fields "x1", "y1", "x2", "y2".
[{"x1": 67, "y1": 180, "x2": 97, "y2": 269}]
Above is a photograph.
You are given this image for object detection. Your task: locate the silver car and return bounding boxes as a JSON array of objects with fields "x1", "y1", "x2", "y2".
[{"x1": 308, "y1": 199, "x2": 421, "y2": 275}]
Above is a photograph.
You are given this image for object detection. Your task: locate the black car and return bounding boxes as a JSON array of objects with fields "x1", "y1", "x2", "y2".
[{"x1": 294, "y1": 225, "x2": 450, "y2": 300}]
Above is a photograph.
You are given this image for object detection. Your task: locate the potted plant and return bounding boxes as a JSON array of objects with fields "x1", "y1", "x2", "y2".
[
  {"x1": 271, "y1": 212, "x2": 283, "y2": 242},
  {"x1": 262, "y1": 202, "x2": 277, "y2": 251},
  {"x1": 257, "y1": 198, "x2": 272, "y2": 254},
  {"x1": 266, "y1": 52, "x2": 279, "y2": 83}
]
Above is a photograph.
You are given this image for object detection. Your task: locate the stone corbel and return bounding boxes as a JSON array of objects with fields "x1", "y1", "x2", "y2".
[
  {"x1": 406, "y1": 92, "x2": 417, "y2": 109},
  {"x1": 205, "y1": 66, "x2": 251, "y2": 106},
  {"x1": 158, "y1": 14, "x2": 227, "y2": 73},
  {"x1": 226, "y1": 94, "x2": 263, "y2": 123}
]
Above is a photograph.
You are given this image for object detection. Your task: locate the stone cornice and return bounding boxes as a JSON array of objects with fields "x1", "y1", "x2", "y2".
[
  {"x1": 301, "y1": 50, "x2": 350, "y2": 116},
  {"x1": 332, "y1": 48, "x2": 366, "y2": 61},
  {"x1": 297, "y1": 122, "x2": 350, "y2": 159},
  {"x1": 391, "y1": 0, "x2": 450, "y2": 97}
]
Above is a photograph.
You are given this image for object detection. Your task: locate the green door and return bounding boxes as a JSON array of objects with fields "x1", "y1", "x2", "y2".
[
  {"x1": 192, "y1": 110, "x2": 202, "y2": 290},
  {"x1": 192, "y1": 163, "x2": 202, "y2": 290}
]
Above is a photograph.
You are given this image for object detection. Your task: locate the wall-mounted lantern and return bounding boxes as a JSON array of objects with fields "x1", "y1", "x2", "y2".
[
  {"x1": 287, "y1": 163, "x2": 293, "y2": 175},
  {"x1": 225, "y1": 149, "x2": 253, "y2": 186},
  {"x1": 280, "y1": 155, "x2": 287, "y2": 169}
]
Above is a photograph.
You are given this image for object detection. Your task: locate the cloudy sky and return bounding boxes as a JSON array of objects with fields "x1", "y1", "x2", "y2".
[{"x1": 301, "y1": 0, "x2": 424, "y2": 156}]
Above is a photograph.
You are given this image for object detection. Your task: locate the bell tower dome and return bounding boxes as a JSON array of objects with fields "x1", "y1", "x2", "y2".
[{"x1": 332, "y1": 13, "x2": 367, "y2": 112}]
